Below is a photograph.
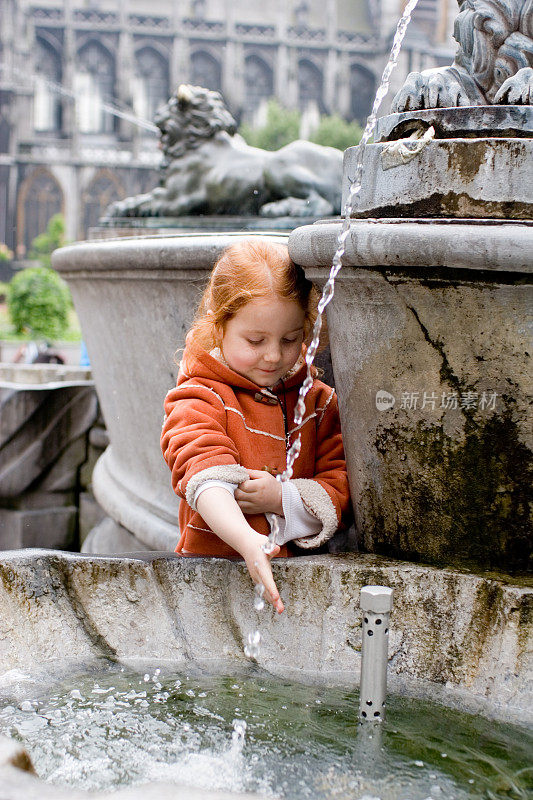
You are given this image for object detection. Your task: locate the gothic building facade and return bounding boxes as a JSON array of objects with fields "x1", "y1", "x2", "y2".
[{"x1": 0, "y1": 0, "x2": 454, "y2": 255}]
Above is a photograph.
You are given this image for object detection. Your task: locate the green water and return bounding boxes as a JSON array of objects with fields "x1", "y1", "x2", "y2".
[{"x1": 0, "y1": 664, "x2": 531, "y2": 799}]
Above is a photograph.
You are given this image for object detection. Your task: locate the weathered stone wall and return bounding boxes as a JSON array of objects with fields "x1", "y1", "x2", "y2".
[{"x1": 289, "y1": 219, "x2": 532, "y2": 573}]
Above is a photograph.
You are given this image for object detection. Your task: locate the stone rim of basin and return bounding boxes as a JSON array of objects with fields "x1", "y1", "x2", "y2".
[{"x1": 0, "y1": 549, "x2": 530, "y2": 725}]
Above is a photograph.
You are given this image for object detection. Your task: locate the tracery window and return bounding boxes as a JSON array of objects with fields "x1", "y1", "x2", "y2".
[
  {"x1": 298, "y1": 59, "x2": 323, "y2": 112},
  {"x1": 18, "y1": 170, "x2": 63, "y2": 255},
  {"x1": 350, "y1": 63, "x2": 376, "y2": 124},
  {"x1": 74, "y1": 41, "x2": 116, "y2": 133},
  {"x1": 190, "y1": 50, "x2": 222, "y2": 92},
  {"x1": 133, "y1": 47, "x2": 170, "y2": 123},
  {"x1": 243, "y1": 55, "x2": 273, "y2": 119},
  {"x1": 81, "y1": 172, "x2": 122, "y2": 236},
  {"x1": 34, "y1": 38, "x2": 62, "y2": 132}
]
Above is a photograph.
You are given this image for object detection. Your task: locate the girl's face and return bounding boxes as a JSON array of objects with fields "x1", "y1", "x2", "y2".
[{"x1": 220, "y1": 295, "x2": 305, "y2": 387}]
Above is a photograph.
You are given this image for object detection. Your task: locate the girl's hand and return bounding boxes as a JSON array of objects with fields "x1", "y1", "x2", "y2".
[
  {"x1": 235, "y1": 469, "x2": 283, "y2": 515},
  {"x1": 195, "y1": 485, "x2": 284, "y2": 614},
  {"x1": 241, "y1": 532, "x2": 285, "y2": 614}
]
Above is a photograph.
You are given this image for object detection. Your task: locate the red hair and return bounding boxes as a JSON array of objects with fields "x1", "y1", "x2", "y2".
[{"x1": 188, "y1": 238, "x2": 319, "y2": 351}]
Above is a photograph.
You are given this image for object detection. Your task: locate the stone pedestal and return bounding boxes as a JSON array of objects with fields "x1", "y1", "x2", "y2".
[
  {"x1": 289, "y1": 219, "x2": 532, "y2": 573},
  {"x1": 343, "y1": 106, "x2": 533, "y2": 220},
  {"x1": 0, "y1": 365, "x2": 99, "y2": 551}
]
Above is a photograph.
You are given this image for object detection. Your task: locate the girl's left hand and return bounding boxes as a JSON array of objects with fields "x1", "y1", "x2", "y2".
[{"x1": 235, "y1": 469, "x2": 283, "y2": 515}]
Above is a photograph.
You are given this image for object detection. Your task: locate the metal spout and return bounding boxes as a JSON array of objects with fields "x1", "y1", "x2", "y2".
[{"x1": 359, "y1": 585, "x2": 393, "y2": 722}]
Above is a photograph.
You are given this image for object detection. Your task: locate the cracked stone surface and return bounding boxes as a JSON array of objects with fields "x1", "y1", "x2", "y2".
[{"x1": 289, "y1": 219, "x2": 532, "y2": 572}]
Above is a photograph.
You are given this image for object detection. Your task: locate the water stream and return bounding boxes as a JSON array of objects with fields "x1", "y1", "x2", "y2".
[
  {"x1": 0, "y1": 665, "x2": 531, "y2": 798},
  {"x1": 254, "y1": 0, "x2": 421, "y2": 648}
]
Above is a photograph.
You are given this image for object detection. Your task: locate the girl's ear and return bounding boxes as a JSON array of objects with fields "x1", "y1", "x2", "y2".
[{"x1": 211, "y1": 315, "x2": 224, "y2": 346}]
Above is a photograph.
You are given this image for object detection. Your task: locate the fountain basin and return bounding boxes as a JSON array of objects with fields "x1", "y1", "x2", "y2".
[
  {"x1": 0, "y1": 549, "x2": 531, "y2": 798},
  {"x1": 289, "y1": 218, "x2": 532, "y2": 573},
  {"x1": 2, "y1": 665, "x2": 532, "y2": 800},
  {"x1": 0, "y1": 550, "x2": 530, "y2": 722}
]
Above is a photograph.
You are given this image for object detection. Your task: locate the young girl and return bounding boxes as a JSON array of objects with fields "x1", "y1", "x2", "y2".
[{"x1": 161, "y1": 239, "x2": 351, "y2": 614}]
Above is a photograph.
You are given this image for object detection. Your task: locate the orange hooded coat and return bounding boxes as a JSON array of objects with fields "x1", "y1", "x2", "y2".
[{"x1": 161, "y1": 340, "x2": 351, "y2": 558}]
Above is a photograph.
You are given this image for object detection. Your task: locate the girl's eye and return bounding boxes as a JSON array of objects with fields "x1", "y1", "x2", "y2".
[
  {"x1": 247, "y1": 339, "x2": 263, "y2": 346},
  {"x1": 282, "y1": 338, "x2": 297, "y2": 344}
]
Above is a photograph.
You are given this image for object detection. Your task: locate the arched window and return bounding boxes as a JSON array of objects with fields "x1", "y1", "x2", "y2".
[
  {"x1": 133, "y1": 47, "x2": 169, "y2": 123},
  {"x1": 298, "y1": 59, "x2": 323, "y2": 112},
  {"x1": 244, "y1": 55, "x2": 273, "y2": 119},
  {"x1": 17, "y1": 170, "x2": 63, "y2": 255},
  {"x1": 350, "y1": 64, "x2": 376, "y2": 125},
  {"x1": 190, "y1": 51, "x2": 222, "y2": 92},
  {"x1": 75, "y1": 40, "x2": 116, "y2": 133},
  {"x1": 81, "y1": 171, "x2": 123, "y2": 236},
  {"x1": 34, "y1": 38, "x2": 62, "y2": 132}
]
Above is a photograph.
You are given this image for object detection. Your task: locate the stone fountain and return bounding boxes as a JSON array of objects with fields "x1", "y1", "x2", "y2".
[
  {"x1": 1, "y1": 2, "x2": 532, "y2": 797},
  {"x1": 289, "y1": 0, "x2": 532, "y2": 575}
]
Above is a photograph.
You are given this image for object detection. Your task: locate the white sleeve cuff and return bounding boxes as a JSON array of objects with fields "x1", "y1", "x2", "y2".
[
  {"x1": 193, "y1": 479, "x2": 238, "y2": 509},
  {"x1": 270, "y1": 480, "x2": 322, "y2": 545},
  {"x1": 186, "y1": 464, "x2": 250, "y2": 509}
]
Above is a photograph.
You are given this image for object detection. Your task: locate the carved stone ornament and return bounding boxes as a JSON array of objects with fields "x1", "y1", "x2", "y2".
[
  {"x1": 103, "y1": 84, "x2": 343, "y2": 220},
  {"x1": 392, "y1": 0, "x2": 533, "y2": 111}
]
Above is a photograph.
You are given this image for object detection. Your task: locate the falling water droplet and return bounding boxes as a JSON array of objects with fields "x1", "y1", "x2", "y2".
[
  {"x1": 254, "y1": 584, "x2": 265, "y2": 611},
  {"x1": 244, "y1": 630, "x2": 261, "y2": 658}
]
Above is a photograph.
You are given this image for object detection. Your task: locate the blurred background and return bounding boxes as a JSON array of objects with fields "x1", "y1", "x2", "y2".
[{"x1": 0, "y1": 0, "x2": 456, "y2": 355}]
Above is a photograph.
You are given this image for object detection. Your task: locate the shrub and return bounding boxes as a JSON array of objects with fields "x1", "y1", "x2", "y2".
[
  {"x1": 0, "y1": 243, "x2": 13, "y2": 262},
  {"x1": 7, "y1": 266, "x2": 71, "y2": 340},
  {"x1": 29, "y1": 213, "x2": 66, "y2": 268},
  {"x1": 239, "y1": 99, "x2": 301, "y2": 151},
  {"x1": 239, "y1": 101, "x2": 363, "y2": 152},
  {"x1": 309, "y1": 114, "x2": 363, "y2": 151}
]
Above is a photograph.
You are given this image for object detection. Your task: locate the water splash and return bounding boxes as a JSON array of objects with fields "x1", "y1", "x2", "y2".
[
  {"x1": 231, "y1": 718, "x2": 247, "y2": 752},
  {"x1": 244, "y1": 630, "x2": 261, "y2": 659},
  {"x1": 1, "y1": 667, "x2": 529, "y2": 798},
  {"x1": 249, "y1": 0, "x2": 422, "y2": 652}
]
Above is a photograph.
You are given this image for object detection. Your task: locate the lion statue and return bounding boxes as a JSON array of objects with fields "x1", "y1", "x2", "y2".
[
  {"x1": 392, "y1": 0, "x2": 533, "y2": 111},
  {"x1": 104, "y1": 85, "x2": 343, "y2": 219}
]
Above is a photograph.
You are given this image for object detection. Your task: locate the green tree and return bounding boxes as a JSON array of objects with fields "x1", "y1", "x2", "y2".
[
  {"x1": 7, "y1": 266, "x2": 70, "y2": 340},
  {"x1": 29, "y1": 213, "x2": 66, "y2": 268},
  {"x1": 239, "y1": 99, "x2": 301, "y2": 151},
  {"x1": 309, "y1": 114, "x2": 363, "y2": 151}
]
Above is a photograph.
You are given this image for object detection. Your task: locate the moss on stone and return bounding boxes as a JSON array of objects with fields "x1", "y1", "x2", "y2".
[{"x1": 365, "y1": 411, "x2": 532, "y2": 573}]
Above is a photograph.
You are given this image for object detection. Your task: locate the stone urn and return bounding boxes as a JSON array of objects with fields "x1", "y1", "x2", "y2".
[{"x1": 52, "y1": 233, "x2": 290, "y2": 551}]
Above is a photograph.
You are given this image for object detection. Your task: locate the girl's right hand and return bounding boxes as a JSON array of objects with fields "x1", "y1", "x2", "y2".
[{"x1": 241, "y1": 533, "x2": 284, "y2": 614}]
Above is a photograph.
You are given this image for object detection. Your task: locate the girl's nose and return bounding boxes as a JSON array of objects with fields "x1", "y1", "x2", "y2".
[{"x1": 264, "y1": 342, "x2": 281, "y2": 362}]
